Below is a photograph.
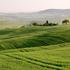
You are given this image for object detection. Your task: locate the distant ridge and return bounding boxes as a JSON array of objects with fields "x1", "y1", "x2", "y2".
[{"x1": 0, "y1": 9, "x2": 70, "y2": 24}]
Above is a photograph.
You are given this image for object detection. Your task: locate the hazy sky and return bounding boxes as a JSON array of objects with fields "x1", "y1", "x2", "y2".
[{"x1": 0, "y1": 0, "x2": 70, "y2": 13}]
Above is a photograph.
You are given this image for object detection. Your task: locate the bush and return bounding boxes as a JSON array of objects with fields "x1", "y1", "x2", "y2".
[{"x1": 32, "y1": 22, "x2": 38, "y2": 26}]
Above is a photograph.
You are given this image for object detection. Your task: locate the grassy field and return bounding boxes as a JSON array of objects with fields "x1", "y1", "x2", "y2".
[
  {"x1": 0, "y1": 21, "x2": 24, "y2": 29},
  {"x1": 0, "y1": 25, "x2": 70, "y2": 70}
]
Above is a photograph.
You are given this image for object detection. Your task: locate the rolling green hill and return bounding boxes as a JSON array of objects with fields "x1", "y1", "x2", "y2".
[{"x1": 0, "y1": 25, "x2": 70, "y2": 70}]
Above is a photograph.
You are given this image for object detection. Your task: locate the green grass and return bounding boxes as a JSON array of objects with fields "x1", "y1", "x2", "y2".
[{"x1": 0, "y1": 25, "x2": 70, "y2": 70}]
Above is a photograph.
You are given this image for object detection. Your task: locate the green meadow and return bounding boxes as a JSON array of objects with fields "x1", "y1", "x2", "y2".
[{"x1": 0, "y1": 25, "x2": 70, "y2": 70}]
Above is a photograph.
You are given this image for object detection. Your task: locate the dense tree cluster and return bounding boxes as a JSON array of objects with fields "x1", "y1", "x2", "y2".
[
  {"x1": 32, "y1": 19, "x2": 70, "y2": 26},
  {"x1": 32, "y1": 20, "x2": 58, "y2": 26}
]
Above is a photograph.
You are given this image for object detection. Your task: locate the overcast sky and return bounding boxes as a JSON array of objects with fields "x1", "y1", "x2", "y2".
[{"x1": 0, "y1": 0, "x2": 70, "y2": 13}]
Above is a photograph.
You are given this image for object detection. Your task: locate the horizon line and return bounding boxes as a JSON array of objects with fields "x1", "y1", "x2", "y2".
[{"x1": 0, "y1": 8, "x2": 70, "y2": 13}]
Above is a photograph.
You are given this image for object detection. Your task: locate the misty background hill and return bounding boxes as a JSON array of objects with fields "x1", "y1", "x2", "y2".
[{"x1": 0, "y1": 9, "x2": 70, "y2": 24}]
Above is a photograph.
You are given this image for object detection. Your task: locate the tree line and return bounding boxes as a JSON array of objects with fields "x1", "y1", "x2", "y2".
[{"x1": 32, "y1": 19, "x2": 70, "y2": 26}]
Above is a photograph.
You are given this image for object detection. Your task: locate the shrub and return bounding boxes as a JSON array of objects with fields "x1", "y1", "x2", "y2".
[{"x1": 32, "y1": 22, "x2": 38, "y2": 26}]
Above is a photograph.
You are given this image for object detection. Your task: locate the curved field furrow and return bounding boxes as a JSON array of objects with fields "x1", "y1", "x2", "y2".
[{"x1": 4, "y1": 54, "x2": 62, "y2": 70}]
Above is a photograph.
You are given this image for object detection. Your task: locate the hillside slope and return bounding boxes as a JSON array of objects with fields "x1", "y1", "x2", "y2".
[{"x1": 0, "y1": 25, "x2": 70, "y2": 70}]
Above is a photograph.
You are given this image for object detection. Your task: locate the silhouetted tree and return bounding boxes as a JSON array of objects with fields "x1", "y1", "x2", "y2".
[
  {"x1": 43, "y1": 20, "x2": 49, "y2": 26},
  {"x1": 46, "y1": 20, "x2": 48, "y2": 24},
  {"x1": 62, "y1": 19, "x2": 69, "y2": 25}
]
